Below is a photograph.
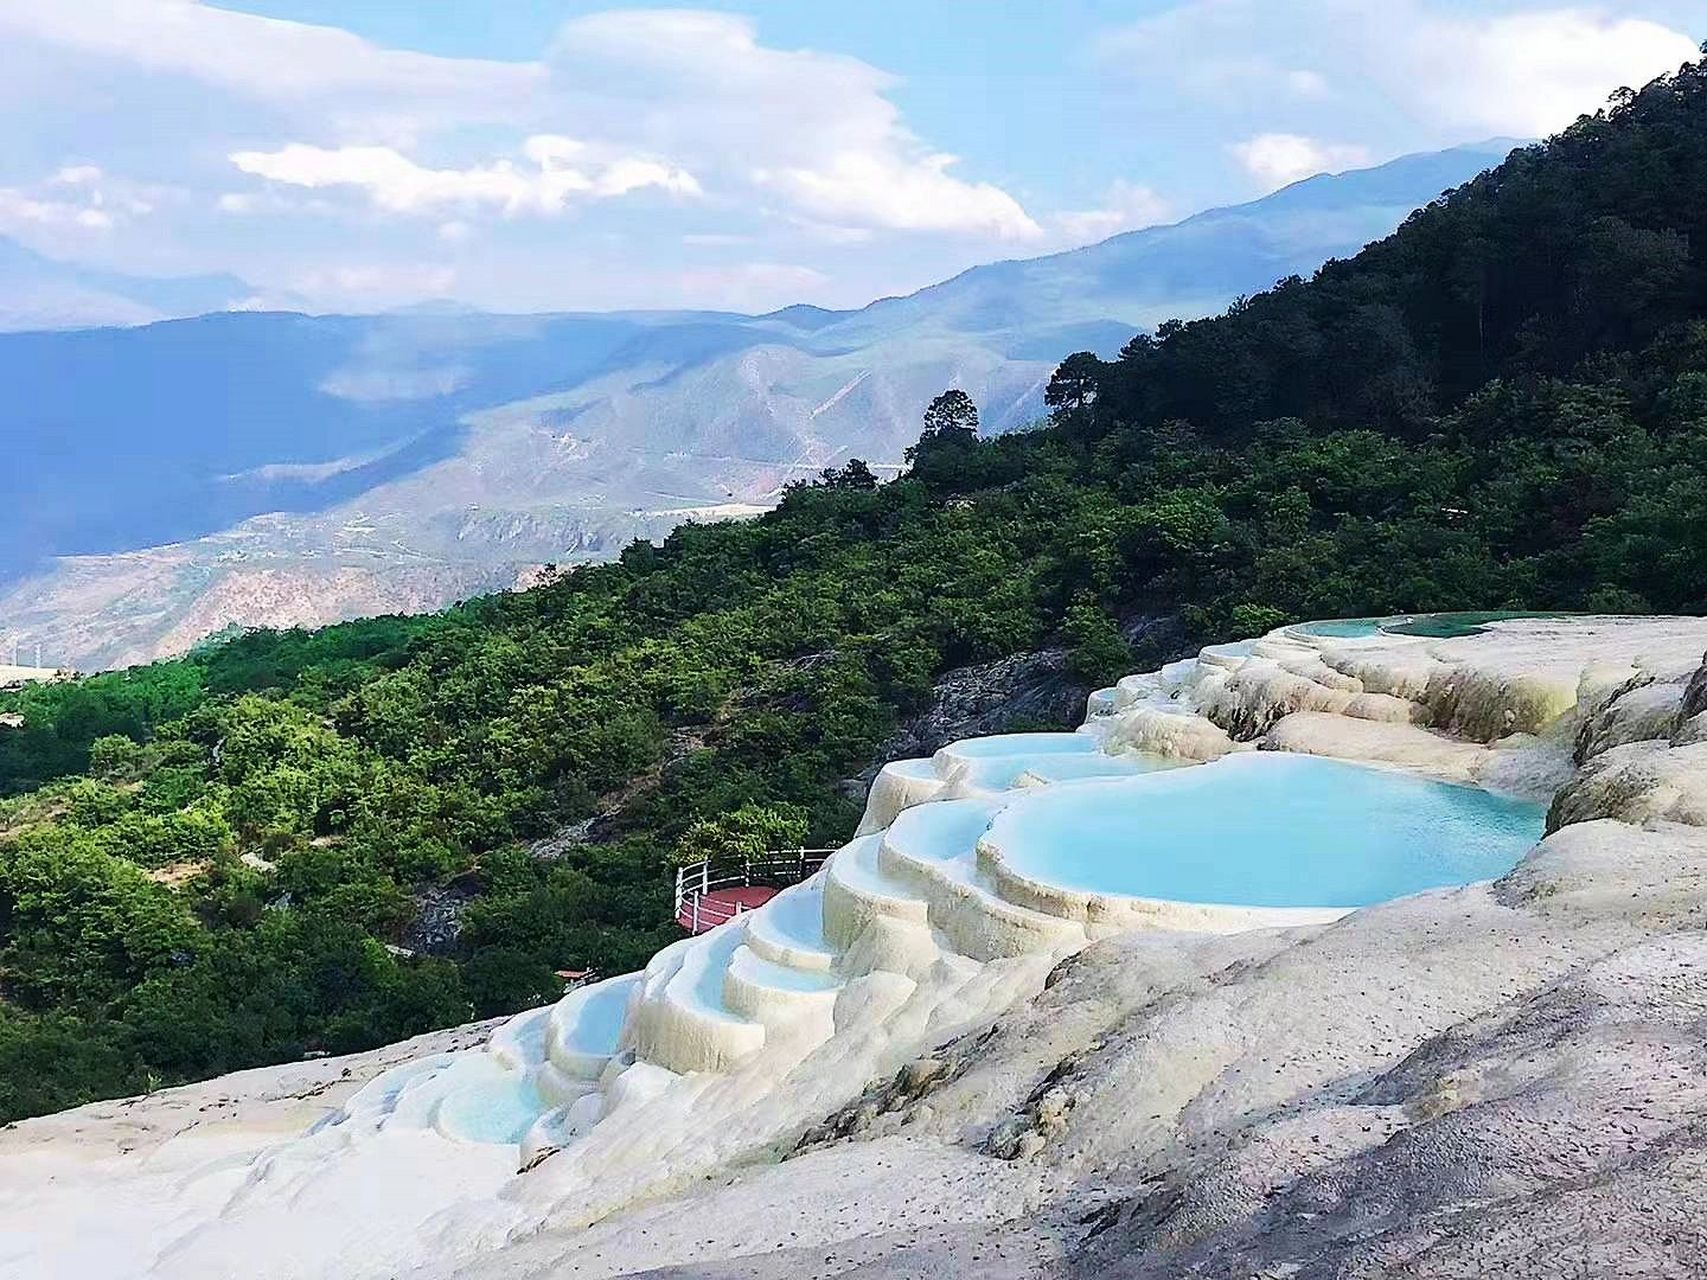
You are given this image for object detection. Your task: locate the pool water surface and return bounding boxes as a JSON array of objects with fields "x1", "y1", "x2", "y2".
[
  {"x1": 983, "y1": 754, "x2": 1545, "y2": 910},
  {"x1": 1289, "y1": 612, "x2": 1574, "y2": 641}
]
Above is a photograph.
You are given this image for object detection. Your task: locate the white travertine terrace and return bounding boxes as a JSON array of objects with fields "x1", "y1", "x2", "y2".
[{"x1": 5, "y1": 612, "x2": 1707, "y2": 1280}]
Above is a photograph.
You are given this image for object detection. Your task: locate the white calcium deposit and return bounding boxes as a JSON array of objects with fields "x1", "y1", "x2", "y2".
[{"x1": 5, "y1": 613, "x2": 1707, "y2": 1280}]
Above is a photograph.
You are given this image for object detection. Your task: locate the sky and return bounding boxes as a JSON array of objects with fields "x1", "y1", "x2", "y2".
[{"x1": 1, "y1": 0, "x2": 1703, "y2": 316}]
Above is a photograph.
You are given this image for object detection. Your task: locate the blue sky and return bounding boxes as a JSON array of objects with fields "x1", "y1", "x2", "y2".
[
  {"x1": 1, "y1": 1, "x2": 1703, "y2": 315},
  {"x1": 221, "y1": 2, "x2": 1148, "y2": 202}
]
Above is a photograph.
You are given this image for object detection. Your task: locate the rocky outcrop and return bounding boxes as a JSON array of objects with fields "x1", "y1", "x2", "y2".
[
  {"x1": 402, "y1": 882, "x2": 476, "y2": 956},
  {"x1": 867, "y1": 617, "x2": 1187, "y2": 776},
  {"x1": 1684, "y1": 660, "x2": 1707, "y2": 721},
  {"x1": 866, "y1": 648, "x2": 1091, "y2": 774}
]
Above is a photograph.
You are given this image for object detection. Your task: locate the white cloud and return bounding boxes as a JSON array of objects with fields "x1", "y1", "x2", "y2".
[
  {"x1": 1054, "y1": 180, "x2": 1174, "y2": 246},
  {"x1": 680, "y1": 261, "x2": 828, "y2": 292},
  {"x1": 6, "y1": 2, "x2": 1038, "y2": 260},
  {"x1": 230, "y1": 137, "x2": 699, "y2": 217},
  {"x1": 1396, "y1": 9, "x2": 1701, "y2": 135},
  {"x1": 1286, "y1": 70, "x2": 1332, "y2": 100},
  {"x1": 759, "y1": 151, "x2": 1040, "y2": 240},
  {"x1": 15, "y1": 4, "x2": 1037, "y2": 240},
  {"x1": 677, "y1": 260, "x2": 831, "y2": 310},
  {"x1": 1230, "y1": 134, "x2": 1372, "y2": 191},
  {"x1": 0, "y1": 188, "x2": 111, "y2": 232},
  {"x1": 1105, "y1": 2, "x2": 1700, "y2": 144},
  {"x1": 548, "y1": 10, "x2": 1042, "y2": 239},
  {"x1": 791, "y1": 222, "x2": 877, "y2": 246},
  {"x1": 595, "y1": 156, "x2": 704, "y2": 200},
  {"x1": 0, "y1": 165, "x2": 167, "y2": 241},
  {"x1": 51, "y1": 165, "x2": 105, "y2": 189},
  {"x1": 6, "y1": 0, "x2": 1690, "y2": 317},
  {"x1": 0, "y1": 0, "x2": 539, "y2": 141}
]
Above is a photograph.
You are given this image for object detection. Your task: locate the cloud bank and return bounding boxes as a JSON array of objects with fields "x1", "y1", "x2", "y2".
[
  {"x1": 1105, "y1": 1, "x2": 1701, "y2": 191},
  {"x1": 0, "y1": 0, "x2": 1699, "y2": 314}
]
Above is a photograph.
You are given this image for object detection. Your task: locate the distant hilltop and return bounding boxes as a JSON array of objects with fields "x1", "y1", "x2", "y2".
[
  {"x1": 0, "y1": 672, "x2": 72, "y2": 692},
  {"x1": 0, "y1": 661, "x2": 72, "y2": 688}
]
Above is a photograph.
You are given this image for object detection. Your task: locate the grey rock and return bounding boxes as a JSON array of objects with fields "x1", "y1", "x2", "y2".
[
  {"x1": 528, "y1": 817, "x2": 598, "y2": 861},
  {"x1": 866, "y1": 616, "x2": 1186, "y2": 777},
  {"x1": 402, "y1": 884, "x2": 475, "y2": 957},
  {"x1": 866, "y1": 648, "x2": 1090, "y2": 777},
  {"x1": 1682, "y1": 654, "x2": 1707, "y2": 720}
]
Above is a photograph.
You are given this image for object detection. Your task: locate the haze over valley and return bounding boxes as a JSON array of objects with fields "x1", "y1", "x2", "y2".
[{"x1": 1, "y1": 143, "x2": 1514, "y2": 670}]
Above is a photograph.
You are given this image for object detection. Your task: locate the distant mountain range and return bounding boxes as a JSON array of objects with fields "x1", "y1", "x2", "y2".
[
  {"x1": 0, "y1": 236, "x2": 255, "y2": 332},
  {"x1": 0, "y1": 141, "x2": 1519, "y2": 671}
]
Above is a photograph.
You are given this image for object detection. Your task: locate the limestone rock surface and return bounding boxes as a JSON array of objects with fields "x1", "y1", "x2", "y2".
[{"x1": 6, "y1": 614, "x2": 1707, "y2": 1280}]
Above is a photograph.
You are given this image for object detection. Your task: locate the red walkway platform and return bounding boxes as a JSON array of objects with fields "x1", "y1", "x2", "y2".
[{"x1": 675, "y1": 885, "x2": 777, "y2": 934}]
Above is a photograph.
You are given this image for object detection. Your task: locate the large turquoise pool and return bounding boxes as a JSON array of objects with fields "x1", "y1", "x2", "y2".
[{"x1": 984, "y1": 754, "x2": 1546, "y2": 909}]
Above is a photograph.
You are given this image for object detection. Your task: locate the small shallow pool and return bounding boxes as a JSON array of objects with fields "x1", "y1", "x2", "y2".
[
  {"x1": 431, "y1": 1063, "x2": 544, "y2": 1145},
  {"x1": 1011, "y1": 753, "x2": 1182, "y2": 784},
  {"x1": 961, "y1": 748, "x2": 1177, "y2": 789},
  {"x1": 573, "y1": 978, "x2": 636, "y2": 1050},
  {"x1": 937, "y1": 732, "x2": 1106, "y2": 789},
  {"x1": 1291, "y1": 617, "x2": 1392, "y2": 639},
  {"x1": 887, "y1": 797, "x2": 1002, "y2": 864},
  {"x1": 984, "y1": 754, "x2": 1545, "y2": 910},
  {"x1": 940, "y1": 732, "x2": 1100, "y2": 760}
]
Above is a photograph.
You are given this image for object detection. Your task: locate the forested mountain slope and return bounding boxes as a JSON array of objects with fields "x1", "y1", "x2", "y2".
[
  {"x1": 0, "y1": 144, "x2": 1512, "y2": 671},
  {"x1": 3, "y1": 57, "x2": 1706, "y2": 1123}
]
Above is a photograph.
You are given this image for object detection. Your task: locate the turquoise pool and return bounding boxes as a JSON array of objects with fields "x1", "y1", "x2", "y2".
[
  {"x1": 961, "y1": 747, "x2": 1176, "y2": 789},
  {"x1": 1291, "y1": 612, "x2": 1574, "y2": 641},
  {"x1": 887, "y1": 797, "x2": 1001, "y2": 863},
  {"x1": 985, "y1": 754, "x2": 1545, "y2": 909},
  {"x1": 1384, "y1": 611, "x2": 1572, "y2": 638},
  {"x1": 434, "y1": 1071, "x2": 544, "y2": 1145},
  {"x1": 572, "y1": 978, "x2": 636, "y2": 1051},
  {"x1": 942, "y1": 732, "x2": 1100, "y2": 759},
  {"x1": 939, "y1": 732, "x2": 1106, "y2": 789},
  {"x1": 1011, "y1": 753, "x2": 1180, "y2": 784},
  {"x1": 1292, "y1": 617, "x2": 1391, "y2": 639}
]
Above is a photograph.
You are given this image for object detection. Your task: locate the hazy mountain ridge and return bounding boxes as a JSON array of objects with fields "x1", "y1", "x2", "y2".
[
  {"x1": 0, "y1": 143, "x2": 1517, "y2": 670},
  {"x1": 0, "y1": 235, "x2": 254, "y2": 333}
]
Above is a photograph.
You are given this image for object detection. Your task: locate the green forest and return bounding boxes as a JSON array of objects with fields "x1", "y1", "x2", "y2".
[{"x1": 4, "y1": 52, "x2": 1707, "y2": 1123}]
